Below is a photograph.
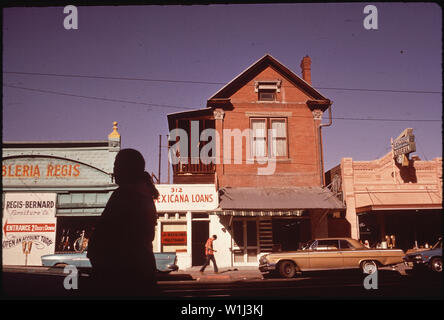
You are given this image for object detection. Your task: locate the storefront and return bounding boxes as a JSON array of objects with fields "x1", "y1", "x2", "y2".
[
  {"x1": 212, "y1": 187, "x2": 345, "y2": 267},
  {"x1": 327, "y1": 129, "x2": 442, "y2": 251},
  {"x1": 2, "y1": 123, "x2": 121, "y2": 266},
  {"x1": 153, "y1": 184, "x2": 218, "y2": 270}
]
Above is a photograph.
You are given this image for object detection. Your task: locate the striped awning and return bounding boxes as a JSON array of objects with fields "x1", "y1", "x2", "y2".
[
  {"x1": 217, "y1": 210, "x2": 304, "y2": 217},
  {"x1": 219, "y1": 187, "x2": 345, "y2": 211}
]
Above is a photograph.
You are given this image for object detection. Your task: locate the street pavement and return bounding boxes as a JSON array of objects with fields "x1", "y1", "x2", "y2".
[
  {"x1": 2, "y1": 264, "x2": 442, "y2": 299},
  {"x1": 172, "y1": 266, "x2": 264, "y2": 282}
]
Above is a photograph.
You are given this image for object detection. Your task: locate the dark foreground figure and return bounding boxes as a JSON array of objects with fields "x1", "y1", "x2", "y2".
[{"x1": 87, "y1": 149, "x2": 160, "y2": 297}]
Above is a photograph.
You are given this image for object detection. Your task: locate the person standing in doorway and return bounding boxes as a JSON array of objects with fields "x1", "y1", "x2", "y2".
[{"x1": 200, "y1": 235, "x2": 218, "y2": 273}]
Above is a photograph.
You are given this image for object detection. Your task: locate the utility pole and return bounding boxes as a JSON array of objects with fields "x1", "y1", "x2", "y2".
[
  {"x1": 167, "y1": 134, "x2": 170, "y2": 184},
  {"x1": 158, "y1": 135, "x2": 162, "y2": 184}
]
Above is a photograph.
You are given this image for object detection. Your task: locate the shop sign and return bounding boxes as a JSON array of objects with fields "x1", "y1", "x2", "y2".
[
  {"x1": 392, "y1": 128, "x2": 416, "y2": 158},
  {"x1": 154, "y1": 184, "x2": 218, "y2": 212},
  {"x1": 2, "y1": 157, "x2": 111, "y2": 186},
  {"x1": 161, "y1": 231, "x2": 187, "y2": 245},
  {"x1": 2, "y1": 193, "x2": 57, "y2": 266}
]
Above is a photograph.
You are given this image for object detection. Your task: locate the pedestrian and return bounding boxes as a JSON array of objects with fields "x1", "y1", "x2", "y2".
[
  {"x1": 87, "y1": 148, "x2": 160, "y2": 297},
  {"x1": 364, "y1": 240, "x2": 370, "y2": 248},
  {"x1": 200, "y1": 235, "x2": 218, "y2": 274},
  {"x1": 390, "y1": 235, "x2": 396, "y2": 248}
]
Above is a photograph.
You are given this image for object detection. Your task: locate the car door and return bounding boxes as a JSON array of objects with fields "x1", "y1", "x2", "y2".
[
  {"x1": 308, "y1": 240, "x2": 343, "y2": 270},
  {"x1": 340, "y1": 239, "x2": 361, "y2": 269}
]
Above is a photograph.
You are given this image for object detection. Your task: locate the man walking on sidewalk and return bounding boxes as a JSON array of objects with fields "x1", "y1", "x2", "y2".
[{"x1": 200, "y1": 235, "x2": 218, "y2": 273}]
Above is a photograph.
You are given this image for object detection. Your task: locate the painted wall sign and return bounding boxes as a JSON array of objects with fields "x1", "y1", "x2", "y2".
[
  {"x1": 161, "y1": 231, "x2": 187, "y2": 245},
  {"x1": 154, "y1": 184, "x2": 218, "y2": 212},
  {"x1": 2, "y1": 193, "x2": 57, "y2": 266},
  {"x1": 2, "y1": 157, "x2": 110, "y2": 186},
  {"x1": 3, "y1": 163, "x2": 81, "y2": 178}
]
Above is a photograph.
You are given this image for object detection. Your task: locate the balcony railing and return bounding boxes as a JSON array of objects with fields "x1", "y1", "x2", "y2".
[{"x1": 172, "y1": 157, "x2": 216, "y2": 175}]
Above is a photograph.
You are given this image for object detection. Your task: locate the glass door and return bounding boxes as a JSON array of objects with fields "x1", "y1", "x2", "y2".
[{"x1": 232, "y1": 219, "x2": 259, "y2": 265}]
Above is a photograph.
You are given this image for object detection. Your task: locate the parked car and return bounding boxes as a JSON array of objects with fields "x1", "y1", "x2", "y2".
[
  {"x1": 403, "y1": 237, "x2": 442, "y2": 273},
  {"x1": 259, "y1": 237, "x2": 405, "y2": 278},
  {"x1": 41, "y1": 251, "x2": 179, "y2": 273}
]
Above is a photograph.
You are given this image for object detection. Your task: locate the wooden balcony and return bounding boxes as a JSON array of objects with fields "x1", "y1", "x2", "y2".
[
  {"x1": 172, "y1": 158, "x2": 215, "y2": 184},
  {"x1": 173, "y1": 158, "x2": 216, "y2": 175}
]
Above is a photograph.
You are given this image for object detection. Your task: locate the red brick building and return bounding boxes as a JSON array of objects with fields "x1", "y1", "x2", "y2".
[{"x1": 167, "y1": 55, "x2": 344, "y2": 267}]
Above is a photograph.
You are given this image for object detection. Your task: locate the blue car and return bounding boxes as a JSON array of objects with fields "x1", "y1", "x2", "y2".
[
  {"x1": 41, "y1": 251, "x2": 179, "y2": 273},
  {"x1": 403, "y1": 237, "x2": 442, "y2": 273}
]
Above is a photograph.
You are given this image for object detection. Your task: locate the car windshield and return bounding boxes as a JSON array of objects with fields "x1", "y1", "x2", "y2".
[{"x1": 432, "y1": 238, "x2": 442, "y2": 250}]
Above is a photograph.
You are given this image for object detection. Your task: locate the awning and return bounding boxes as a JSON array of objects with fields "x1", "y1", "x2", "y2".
[
  {"x1": 356, "y1": 203, "x2": 442, "y2": 214},
  {"x1": 218, "y1": 187, "x2": 345, "y2": 211},
  {"x1": 218, "y1": 210, "x2": 305, "y2": 217}
]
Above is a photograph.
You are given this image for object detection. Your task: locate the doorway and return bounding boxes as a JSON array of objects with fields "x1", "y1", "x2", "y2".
[
  {"x1": 191, "y1": 220, "x2": 209, "y2": 266},
  {"x1": 272, "y1": 218, "x2": 311, "y2": 251}
]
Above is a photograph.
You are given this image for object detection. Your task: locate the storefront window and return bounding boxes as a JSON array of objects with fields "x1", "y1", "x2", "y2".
[
  {"x1": 232, "y1": 219, "x2": 258, "y2": 265},
  {"x1": 247, "y1": 221, "x2": 257, "y2": 246},
  {"x1": 233, "y1": 220, "x2": 244, "y2": 247}
]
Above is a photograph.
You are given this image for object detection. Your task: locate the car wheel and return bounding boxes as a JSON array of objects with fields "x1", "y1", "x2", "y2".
[
  {"x1": 361, "y1": 260, "x2": 378, "y2": 274},
  {"x1": 429, "y1": 257, "x2": 442, "y2": 273},
  {"x1": 278, "y1": 261, "x2": 297, "y2": 278}
]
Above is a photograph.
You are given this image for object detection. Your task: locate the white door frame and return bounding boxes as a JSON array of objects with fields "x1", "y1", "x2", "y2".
[{"x1": 232, "y1": 217, "x2": 259, "y2": 266}]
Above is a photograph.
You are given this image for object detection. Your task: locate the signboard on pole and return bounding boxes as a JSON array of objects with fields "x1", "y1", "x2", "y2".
[
  {"x1": 2, "y1": 193, "x2": 57, "y2": 266},
  {"x1": 392, "y1": 128, "x2": 416, "y2": 166}
]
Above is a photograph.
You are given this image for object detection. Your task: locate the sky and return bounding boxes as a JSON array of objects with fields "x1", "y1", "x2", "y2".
[{"x1": 2, "y1": 3, "x2": 442, "y2": 182}]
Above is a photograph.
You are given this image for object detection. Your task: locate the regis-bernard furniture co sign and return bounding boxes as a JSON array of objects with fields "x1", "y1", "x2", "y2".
[
  {"x1": 154, "y1": 184, "x2": 218, "y2": 212},
  {"x1": 2, "y1": 193, "x2": 57, "y2": 266}
]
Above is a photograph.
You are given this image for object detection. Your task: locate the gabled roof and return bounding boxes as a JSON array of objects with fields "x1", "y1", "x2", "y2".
[{"x1": 208, "y1": 54, "x2": 328, "y2": 102}]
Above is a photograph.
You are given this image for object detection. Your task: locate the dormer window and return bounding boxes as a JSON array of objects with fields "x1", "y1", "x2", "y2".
[
  {"x1": 258, "y1": 89, "x2": 276, "y2": 101},
  {"x1": 255, "y1": 80, "x2": 281, "y2": 102}
]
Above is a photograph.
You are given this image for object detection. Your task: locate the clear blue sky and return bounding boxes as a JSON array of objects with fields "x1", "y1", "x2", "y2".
[{"x1": 3, "y1": 3, "x2": 442, "y2": 181}]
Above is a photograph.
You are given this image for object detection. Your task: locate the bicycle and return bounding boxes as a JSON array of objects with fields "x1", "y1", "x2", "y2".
[
  {"x1": 73, "y1": 229, "x2": 88, "y2": 253},
  {"x1": 58, "y1": 229, "x2": 71, "y2": 252}
]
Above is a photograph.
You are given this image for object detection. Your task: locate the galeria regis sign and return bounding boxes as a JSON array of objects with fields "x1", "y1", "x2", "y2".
[{"x1": 2, "y1": 163, "x2": 81, "y2": 178}]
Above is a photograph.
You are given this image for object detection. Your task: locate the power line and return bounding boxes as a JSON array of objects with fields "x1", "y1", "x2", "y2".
[
  {"x1": 4, "y1": 71, "x2": 442, "y2": 94},
  {"x1": 3, "y1": 84, "x2": 441, "y2": 122},
  {"x1": 3, "y1": 84, "x2": 197, "y2": 111},
  {"x1": 4, "y1": 71, "x2": 223, "y2": 85},
  {"x1": 227, "y1": 111, "x2": 441, "y2": 122}
]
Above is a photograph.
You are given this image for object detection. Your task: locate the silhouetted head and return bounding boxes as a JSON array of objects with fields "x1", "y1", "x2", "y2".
[
  {"x1": 113, "y1": 148, "x2": 160, "y2": 199},
  {"x1": 113, "y1": 149, "x2": 146, "y2": 186},
  {"x1": 212, "y1": 235, "x2": 217, "y2": 240}
]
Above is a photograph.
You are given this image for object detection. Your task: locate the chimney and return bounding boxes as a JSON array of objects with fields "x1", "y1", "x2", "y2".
[{"x1": 300, "y1": 55, "x2": 312, "y2": 85}]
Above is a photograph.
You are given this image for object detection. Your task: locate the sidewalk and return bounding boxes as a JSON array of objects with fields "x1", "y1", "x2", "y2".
[
  {"x1": 170, "y1": 263, "x2": 410, "y2": 282},
  {"x1": 174, "y1": 266, "x2": 263, "y2": 282}
]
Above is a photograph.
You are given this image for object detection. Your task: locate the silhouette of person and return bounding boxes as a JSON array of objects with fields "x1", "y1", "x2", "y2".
[
  {"x1": 200, "y1": 235, "x2": 218, "y2": 273},
  {"x1": 87, "y1": 148, "x2": 159, "y2": 297}
]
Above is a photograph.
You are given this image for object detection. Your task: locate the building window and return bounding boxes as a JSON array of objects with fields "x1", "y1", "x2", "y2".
[
  {"x1": 232, "y1": 219, "x2": 259, "y2": 264},
  {"x1": 270, "y1": 119, "x2": 287, "y2": 157},
  {"x1": 250, "y1": 118, "x2": 288, "y2": 158},
  {"x1": 251, "y1": 118, "x2": 267, "y2": 157},
  {"x1": 255, "y1": 80, "x2": 281, "y2": 102},
  {"x1": 258, "y1": 89, "x2": 276, "y2": 101}
]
